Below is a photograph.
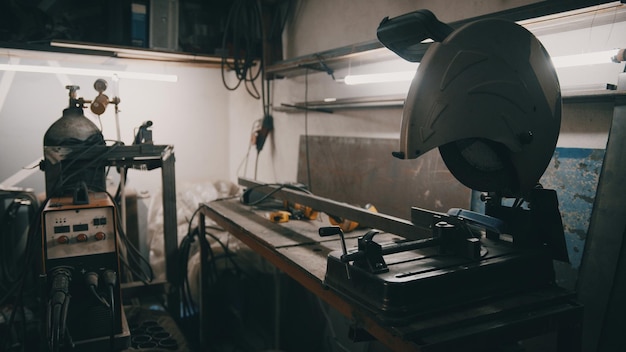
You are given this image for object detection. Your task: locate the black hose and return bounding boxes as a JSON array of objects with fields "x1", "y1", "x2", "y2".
[{"x1": 48, "y1": 267, "x2": 72, "y2": 352}]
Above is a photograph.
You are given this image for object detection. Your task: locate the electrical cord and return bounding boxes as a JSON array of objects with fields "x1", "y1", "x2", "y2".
[
  {"x1": 179, "y1": 207, "x2": 216, "y2": 317},
  {"x1": 47, "y1": 267, "x2": 72, "y2": 352},
  {"x1": 103, "y1": 191, "x2": 154, "y2": 285},
  {"x1": 0, "y1": 196, "x2": 33, "y2": 288},
  {"x1": 237, "y1": 119, "x2": 262, "y2": 179},
  {"x1": 0, "y1": 194, "x2": 45, "y2": 352},
  {"x1": 220, "y1": 0, "x2": 264, "y2": 99},
  {"x1": 177, "y1": 206, "x2": 259, "y2": 317},
  {"x1": 46, "y1": 137, "x2": 120, "y2": 197},
  {"x1": 102, "y1": 270, "x2": 117, "y2": 351},
  {"x1": 240, "y1": 182, "x2": 312, "y2": 207},
  {"x1": 84, "y1": 272, "x2": 109, "y2": 308}
]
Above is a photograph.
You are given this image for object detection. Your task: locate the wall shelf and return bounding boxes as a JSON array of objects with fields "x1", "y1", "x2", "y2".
[
  {"x1": 266, "y1": 0, "x2": 621, "y2": 79},
  {"x1": 276, "y1": 90, "x2": 626, "y2": 113}
]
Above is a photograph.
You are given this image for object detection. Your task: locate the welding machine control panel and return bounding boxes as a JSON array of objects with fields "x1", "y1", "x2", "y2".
[{"x1": 43, "y1": 197, "x2": 116, "y2": 260}]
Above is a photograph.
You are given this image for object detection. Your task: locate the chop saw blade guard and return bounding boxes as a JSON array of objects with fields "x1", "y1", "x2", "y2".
[{"x1": 379, "y1": 10, "x2": 561, "y2": 196}]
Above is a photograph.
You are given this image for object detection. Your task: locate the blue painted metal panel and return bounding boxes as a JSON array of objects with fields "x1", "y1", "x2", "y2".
[
  {"x1": 470, "y1": 147, "x2": 605, "y2": 269},
  {"x1": 541, "y1": 148, "x2": 604, "y2": 269}
]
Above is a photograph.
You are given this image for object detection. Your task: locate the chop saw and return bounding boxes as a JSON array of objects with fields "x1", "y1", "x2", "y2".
[{"x1": 319, "y1": 9, "x2": 569, "y2": 323}]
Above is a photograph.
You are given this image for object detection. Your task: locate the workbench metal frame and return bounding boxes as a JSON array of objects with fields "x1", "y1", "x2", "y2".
[{"x1": 198, "y1": 195, "x2": 583, "y2": 352}]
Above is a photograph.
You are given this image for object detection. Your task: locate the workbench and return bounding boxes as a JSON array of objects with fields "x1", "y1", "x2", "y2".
[{"x1": 198, "y1": 198, "x2": 583, "y2": 352}]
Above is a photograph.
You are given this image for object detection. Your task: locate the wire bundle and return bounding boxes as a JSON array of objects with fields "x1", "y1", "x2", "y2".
[
  {"x1": 178, "y1": 207, "x2": 247, "y2": 318},
  {"x1": 220, "y1": 0, "x2": 264, "y2": 99},
  {"x1": 0, "y1": 190, "x2": 39, "y2": 352}
]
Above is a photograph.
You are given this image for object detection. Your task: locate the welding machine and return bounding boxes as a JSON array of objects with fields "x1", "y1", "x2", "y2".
[{"x1": 41, "y1": 192, "x2": 130, "y2": 351}]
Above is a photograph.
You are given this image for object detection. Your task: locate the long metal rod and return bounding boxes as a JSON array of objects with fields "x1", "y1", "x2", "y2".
[{"x1": 238, "y1": 177, "x2": 429, "y2": 240}]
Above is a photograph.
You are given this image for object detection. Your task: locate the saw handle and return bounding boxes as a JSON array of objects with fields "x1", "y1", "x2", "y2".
[
  {"x1": 377, "y1": 9, "x2": 454, "y2": 62},
  {"x1": 319, "y1": 226, "x2": 352, "y2": 279}
]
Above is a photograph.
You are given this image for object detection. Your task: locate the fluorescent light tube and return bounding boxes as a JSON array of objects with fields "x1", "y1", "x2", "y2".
[
  {"x1": 51, "y1": 40, "x2": 224, "y2": 64},
  {"x1": 551, "y1": 49, "x2": 621, "y2": 68},
  {"x1": 344, "y1": 48, "x2": 623, "y2": 85},
  {"x1": 344, "y1": 69, "x2": 417, "y2": 85},
  {"x1": 0, "y1": 63, "x2": 178, "y2": 82}
]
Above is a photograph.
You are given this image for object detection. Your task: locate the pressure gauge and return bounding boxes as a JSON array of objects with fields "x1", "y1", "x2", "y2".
[{"x1": 93, "y1": 79, "x2": 108, "y2": 93}]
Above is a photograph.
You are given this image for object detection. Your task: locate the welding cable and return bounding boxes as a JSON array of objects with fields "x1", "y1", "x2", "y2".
[
  {"x1": 179, "y1": 208, "x2": 219, "y2": 316},
  {"x1": 203, "y1": 231, "x2": 246, "y2": 276},
  {"x1": 105, "y1": 192, "x2": 154, "y2": 285},
  {"x1": 179, "y1": 231, "x2": 199, "y2": 316},
  {"x1": 241, "y1": 182, "x2": 312, "y2": 207},
  {"x1": 178, "y1": 235, "x2": 191, "y2": 316},
  {"x1": 185, "y1": 220, "x2": 213, "y2": 316},
  {"x1": 108, "y1": 283, "x2": 115, "y2": 351},
  {"x1": 178, "y1": 233, "x2": 198, "y2": 316},
  {"x1": 48, "y1": 138, "x2": 121, "y2": 196},
  {"x1": 116, "y1": 211, "x2": 153, "y2": 283},
  {"x1": 45, "y1": 134, "x2": 104, "y2": 194},
  {"x1": 59, "y1": 293, "x2": 72, "y2": 350},
  {"x1": 83, "y1": 272, "x2": 110, "y2": 308},
  {"x1": 0, "y1": 195, "x2": 43, "y2": 352},
  {"x1": 115, "y1": 217, "x2": 153, "y2": 285},
  {"x1": 0, "y1": 193, "x2": 42, "y2": 304},
  {"x1": 57, "y1": 138, "x2": 121, "y2": 192},
  {"x1": 102, "y1": 270, "x2": 117, "y2": 351},
  {"x1": 48, "y1": 267, "x2": 72, "y2": 352},
  {"x1": 0, "y1": 196, "x2": 36, "y2": 288},
  {"x1": 0, "y1": 199, "x2": 23, "y2": 286}
]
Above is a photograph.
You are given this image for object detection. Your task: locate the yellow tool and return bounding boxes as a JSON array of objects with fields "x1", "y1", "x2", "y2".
[
  {"x1": 292, "y1": 203, "x2": 319, "y2": 220},
  {"x1": 280, "y1": 200, "x2": 319, "y2": 221},
  {"x1": 269, "y1": 210, "x2": 291, "y2": 223},
  {"x1": 328, "y1": 203, "x2": 378, "y2": 233}
]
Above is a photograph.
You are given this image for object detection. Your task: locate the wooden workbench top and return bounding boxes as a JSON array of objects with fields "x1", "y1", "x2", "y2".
[{"x1": 198, "y1": 198, "x2": 582, "y2": 352}]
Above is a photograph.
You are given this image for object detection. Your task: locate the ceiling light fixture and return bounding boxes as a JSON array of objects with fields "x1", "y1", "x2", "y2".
[
  {"x1": 344, "y1": 69, "x2": 418, "y2": 85},
  {"x1": 551, "y1": 49, "x2": 623, "y2": 68},
  {"x1": 343, "y1": 48, "x2": 624, "y2": 86},
  {"x1": 50, "y1": 40, "x2": 224, "y2": 65},
  {"x1": 0, "y1": 63, "x2": 178, "y2": 82}
]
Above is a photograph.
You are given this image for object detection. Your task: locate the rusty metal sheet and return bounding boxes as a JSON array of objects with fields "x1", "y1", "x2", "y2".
[
  {"x1": 540, "y1": 147, "x2": 605, "y2": 269},
  {"x1": 296, "y1": 136, "x2": 471, "y2": 220}
]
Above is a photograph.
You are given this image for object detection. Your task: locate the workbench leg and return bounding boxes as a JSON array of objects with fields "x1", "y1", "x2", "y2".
[
  {"x1": 274, "y1": 267, "x2": 282, "y2": 351},
  {"x1": 556, "y1": 320, "x2": 582, "y2": 352}
]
